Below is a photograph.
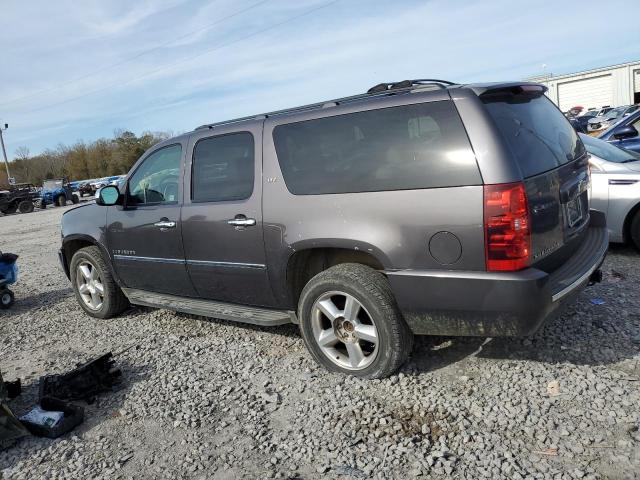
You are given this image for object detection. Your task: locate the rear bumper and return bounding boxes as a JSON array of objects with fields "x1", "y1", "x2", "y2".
[{"x1": 387, "y1": 210, "x2": 608, "y2": 337}]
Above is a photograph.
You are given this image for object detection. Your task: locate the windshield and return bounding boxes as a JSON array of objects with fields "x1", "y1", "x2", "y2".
[
  {"x1": 604, "y1": 107, "x2": 626, "y2": 120},
  {"x1": 43, "y1": 180, "x2": 63, "y2": 189},
  {"x1": 579, "y1": 133, "x2": 640, "y2": 163},
  {"x1": 482, "y1": 93, "x2": 585, "y2": 177}
]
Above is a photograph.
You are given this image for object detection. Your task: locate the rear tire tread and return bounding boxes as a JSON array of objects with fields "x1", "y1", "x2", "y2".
[{"x1": 298, "y1": 263, "x2": 413, "y2": 379}]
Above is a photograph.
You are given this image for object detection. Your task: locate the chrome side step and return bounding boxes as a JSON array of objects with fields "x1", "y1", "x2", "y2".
[{"x1": 122, "y1": 288, "x2": 295, "y2": 327}]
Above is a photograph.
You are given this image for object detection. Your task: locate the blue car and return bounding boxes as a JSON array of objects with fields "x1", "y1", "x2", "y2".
[{"x1": 598, "y1": 108, "x2": 640, "y2": 153}]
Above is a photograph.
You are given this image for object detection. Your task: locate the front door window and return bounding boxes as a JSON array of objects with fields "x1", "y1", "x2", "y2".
[{"x1": 128, "y1": 144, "x2": 182, "y2": 205}]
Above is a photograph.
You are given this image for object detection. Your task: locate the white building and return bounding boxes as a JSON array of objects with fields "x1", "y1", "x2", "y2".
[{"x1": 528, "y1": 60, "x2": 640, "y2": 112}]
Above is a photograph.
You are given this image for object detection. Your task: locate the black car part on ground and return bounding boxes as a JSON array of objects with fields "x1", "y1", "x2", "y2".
[
  {"x1": 0, "y1": 371, "x2": 29, "y2": 444},
  {"x1": 39, "y1": 352, "x2": 121, "y2": 404},
  {"x1": 20, "y1": 397, "x2": 84, "y2": 439},
  {"x1": 5, "y1": 379, "x2": 21, "y2": 400}
]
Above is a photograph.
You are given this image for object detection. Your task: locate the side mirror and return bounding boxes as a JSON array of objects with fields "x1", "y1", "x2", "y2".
[
  {"x1": 96, "y1": 185, "x2": 121, "y2": 206},
  {"x1": 612, "y1": 125, "x2": 639, "y2": 140}
]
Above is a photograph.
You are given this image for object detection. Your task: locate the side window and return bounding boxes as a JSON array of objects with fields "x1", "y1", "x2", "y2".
[
  {"x1": 631, "y1": 117, "x2": 640, "y2": 134},
  {"x1": 191, "y1": 132, "x2": 254, "y2": 203},
  {"x1": 272, "y1": 101, "x2": 479, "y2": 195},
  {"x1": 128, "y1": 144, "x2": 182, "y2": 206}
]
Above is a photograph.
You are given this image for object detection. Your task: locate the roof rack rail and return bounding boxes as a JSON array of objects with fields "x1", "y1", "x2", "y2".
[
  {"x1": 366, "y1": 79, "x2": 456, "y2": 94},
  {"x1": 195, "y1": 79, "x2": 457, "y2": 130}
]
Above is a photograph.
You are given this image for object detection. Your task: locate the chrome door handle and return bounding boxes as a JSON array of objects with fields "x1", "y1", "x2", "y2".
[
  {"x1": 227, "y1": 217, "x2": 256, "y2": 227},
  {"x1": 154, "y1": 220, "x2": 176, "y2": 229}
]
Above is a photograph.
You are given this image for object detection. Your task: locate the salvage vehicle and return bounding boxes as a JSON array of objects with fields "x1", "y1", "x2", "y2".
[
  {"x1": 589, "y1": 105, "x2": 640, "y2": 133},
  {"x1": 58, "y1": 80, "x2": 608, "y2": 378},
  {"x1": 598, "y1": 109, "x2": 640, "y2": 154},
  {"x1": 581, "y1": 133, "x2": 640, "y2": 249},
  {"x1": 0, "y1": 184, "x2": 38, "y2": 214},
  {"x1": 40, "y1": 179, "x2": 79, "y2": 207}
]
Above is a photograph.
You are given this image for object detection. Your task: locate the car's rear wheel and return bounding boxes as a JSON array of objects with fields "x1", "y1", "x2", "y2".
[
  {"x1": 298, "y1": 263, "x2": 413, "y2": 379},
  {"x1": 72, "y1": 194, "x2": 79, "y2": 204},
  {"x1": 17, "y1": 200, "x2": 34, "y2": 214},
  {"x1": 56, "y1": 195, "x2": 67, "y2": 207},
  {"x1": 70, "y1": 246, "x2": 129, "y2": 319},
  {"x1": 630, "y1": 210, "x2": 640, "y2": 250}
]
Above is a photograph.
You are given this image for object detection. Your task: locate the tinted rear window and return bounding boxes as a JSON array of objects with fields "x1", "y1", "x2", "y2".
[
  {"x1": 482, "y1": 93, "x2": 586, "y2": 178},
  {"x1": 273, "y1": 101, "x2": 480, "y2": 195}
]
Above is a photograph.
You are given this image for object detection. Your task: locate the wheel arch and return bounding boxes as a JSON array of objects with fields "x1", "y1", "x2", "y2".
[
  {"x1": 285, "y1": 246, "x2": 386, "y2": 310},
  {"x1": 62, "y1": 235, "x2": 123, "y2": 286},
  {"x1": 622, "y1": 200, "x2": 640, "y2": 244}
]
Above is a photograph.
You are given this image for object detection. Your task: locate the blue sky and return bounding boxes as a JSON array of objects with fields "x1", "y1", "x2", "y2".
[{"x1": 1, "y1": 0, "x2": 639, "y2": 159}]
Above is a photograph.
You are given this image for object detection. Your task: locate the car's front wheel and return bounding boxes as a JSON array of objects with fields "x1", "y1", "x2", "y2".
[
  {"x1": 56, "y1": 195, "x2": 67, "y2": 207},
  {"x1": 70, "y1": 246, "x2": 129, "y2": 319},
  {"x1": 298, "y1": 263, "x2": 413, "y2": 379}
]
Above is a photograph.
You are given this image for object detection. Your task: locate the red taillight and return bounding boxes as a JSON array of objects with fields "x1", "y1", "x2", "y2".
[{"x1": 484, "y1": 182, "x2": 531, "y2": 272}]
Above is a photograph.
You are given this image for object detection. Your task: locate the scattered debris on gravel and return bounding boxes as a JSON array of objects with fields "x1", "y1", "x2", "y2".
[{"x1": 1, "y1": 206, "x2": 639, "y2": 479}]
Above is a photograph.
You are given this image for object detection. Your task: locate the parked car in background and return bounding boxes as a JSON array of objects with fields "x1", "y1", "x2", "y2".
[
  {"x1": 40, "y1": 179, "x2": 79, "y2": 207},
  {"x1": 89, "y1": 178, "x2": 110, "y2": 192},
  {"x1": 588, "y1": 105, "x2": 640, "y2": 133},
  {"x1": 598, "y1": 109, "x2": 640, "y2": 153},
  {"x1": 569, "y1": 111, "x2": 597, "y2": 133},
  {"x1": 78, "y1": 181, "x2": 95, "y2": 197},
  {"x1": 582, "y1": 133, "x2": 640, "y2": 249},
  {"x1": 58, "y1": 80, "x2": 607, "y2": 378}
]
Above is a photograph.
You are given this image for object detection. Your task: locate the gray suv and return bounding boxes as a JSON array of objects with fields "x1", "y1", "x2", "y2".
[{"x1": 58, "y1": 80, "x2": 608, "y2": 378}]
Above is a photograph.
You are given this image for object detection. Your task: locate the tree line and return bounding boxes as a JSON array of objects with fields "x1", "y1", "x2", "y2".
[{"x1": 1, "y1": 130, "x2": 172, "y2": 188}]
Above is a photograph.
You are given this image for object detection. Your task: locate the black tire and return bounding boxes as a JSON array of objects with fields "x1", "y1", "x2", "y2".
[
  {"x1": 70, "y1": 246, "x2": 129, "y2": 319},
  {"x1": 72, "y1": 194, "x2": 79, "y2": 204},
  {"x1": 17, "y1": 200, "x2": 34, "y2": 214},
  {"x1": 0, "y1": 289, "x2": 14, "y2": 309},
  {"x1": 2, "y1": 203, "x2": 17, "y2": 215},
  {"x1": 56, "y1": 195, "x2": 67, "y2": 207},
  {"x1": 630, "y1": 210, "x2": 640, "y2": 250},
  {"x1": 298, "y1": 263, "x2": 413, "y2": 379},
  {"x1": 38, "y1": 200, "x2": 46, "y2": 209}
]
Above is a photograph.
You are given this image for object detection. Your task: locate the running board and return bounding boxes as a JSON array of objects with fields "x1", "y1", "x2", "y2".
[{"x1": 122, "y1": 288, "x2": 295, "y2": 327}]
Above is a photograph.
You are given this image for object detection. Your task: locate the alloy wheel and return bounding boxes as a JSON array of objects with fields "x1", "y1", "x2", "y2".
[
  {"x1": 76, "y1": 261, "x2": 104, "y2": 310},
  {"x1": 310, "y1": 291, "x2": 379, "y2": 370}
]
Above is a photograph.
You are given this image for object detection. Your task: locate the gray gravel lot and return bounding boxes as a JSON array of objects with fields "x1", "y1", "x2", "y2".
[{"x1": 0, "y1": 205, "x2": 639, "y2": 479}]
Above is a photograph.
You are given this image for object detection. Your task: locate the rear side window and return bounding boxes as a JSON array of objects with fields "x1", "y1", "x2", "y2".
[
  {"x1": 482, "y1": 93, "x2": 586, "y2": 178},
  {"x1": 273, "y1": 101, "x2": 480, "y2": 195},
  {"x1": 192, "y1": 132, "x2": 254, "y2": 203}
]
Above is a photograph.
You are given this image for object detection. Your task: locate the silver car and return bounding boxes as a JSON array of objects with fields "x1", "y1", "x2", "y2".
[{"x1": 581, "y1": 133, "x2": 640, "y2": 248}]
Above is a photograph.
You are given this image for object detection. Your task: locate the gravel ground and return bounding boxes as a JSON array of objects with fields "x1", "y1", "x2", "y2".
[{"x1": 0, "y1": 205, "x2": 639, "y2": 480}]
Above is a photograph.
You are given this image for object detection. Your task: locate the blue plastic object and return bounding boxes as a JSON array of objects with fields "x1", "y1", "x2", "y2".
[{"x1": 0, "y1": 261, "x2": 18, "y2": 285}]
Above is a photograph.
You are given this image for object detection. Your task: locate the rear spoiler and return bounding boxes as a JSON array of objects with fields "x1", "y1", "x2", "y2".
[{"x1": 467, "y1": 82, "x2": 548, "y2": 98}]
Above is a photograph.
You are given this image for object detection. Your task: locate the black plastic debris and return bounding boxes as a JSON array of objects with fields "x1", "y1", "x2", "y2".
[
  {"x1": 39, "y1": 352, "x2": 121, "y2": 404},
  {"x1": 0, "y1": 371, "x2": 29, "y2": 443},
  {"x1": 21, "y1": 397, "x2": 84, "y2": 439},
  {"x1": 5, "y1": 379, "x2": 20, "y2": 400}
]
